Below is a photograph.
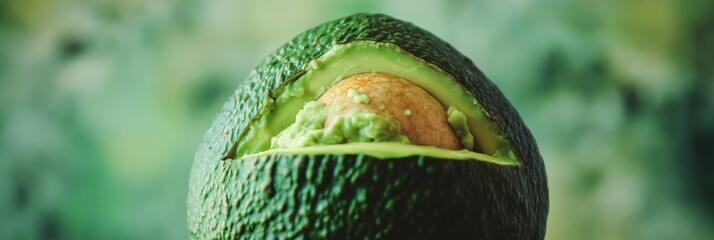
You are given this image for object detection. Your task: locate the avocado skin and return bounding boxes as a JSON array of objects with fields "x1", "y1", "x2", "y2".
[
  {"x1": 191, "y1": 154, "x2": 539, "y2": 239},
  {"x1": 188, "y1": 13, "x2": 548, "y2": 239}
]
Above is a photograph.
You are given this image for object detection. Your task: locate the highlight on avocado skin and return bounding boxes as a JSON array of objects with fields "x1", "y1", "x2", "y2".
[{"x1": 188, "y1": 13, "x2": 548, "y2": 240}]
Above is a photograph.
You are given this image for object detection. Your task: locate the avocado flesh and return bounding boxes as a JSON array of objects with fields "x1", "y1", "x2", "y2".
[
  {"x1": 447, "y1": 105, "x2": 476, "y2": 150},
  {"x1": 243, "y1": 142, "x2": 512, "y2": 164},
  {"x1": 269, "y1": 101, "x2": 412, "y2": 149},
  {"x1": 231, "y1": 42, "x2": 517, "y2": 163}
]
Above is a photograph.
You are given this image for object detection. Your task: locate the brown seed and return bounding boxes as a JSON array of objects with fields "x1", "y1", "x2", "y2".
[{"x1": 318, "y1": 73, "x2": 462, "y2": 150}]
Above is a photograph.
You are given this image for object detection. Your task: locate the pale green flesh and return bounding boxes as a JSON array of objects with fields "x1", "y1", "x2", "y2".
[
  {"x1": 241, "y1": 143, "x2": 518, "y2": 166},
  {"x1": 447, "y1": 106, "x2": 475, "y2": 151},
  {"x1": 270, "y1": 101, "x2": 411, "y2": 148},
  {"x1": 232, "y1": 41, "x2": 518, "y2": 164}
]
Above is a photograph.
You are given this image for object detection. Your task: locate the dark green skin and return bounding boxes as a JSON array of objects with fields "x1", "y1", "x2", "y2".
[{"x1": 188, "y1": 13, "x2": 548, "y2": 239}]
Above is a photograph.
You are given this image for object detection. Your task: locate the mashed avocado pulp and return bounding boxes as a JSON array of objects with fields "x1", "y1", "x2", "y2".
[
  {"x1": 447, "y1": 106, "x2": 475, "y2": 150},
  {"x1": 270, "y1": 101, "x2": 410, "y2": 148}
]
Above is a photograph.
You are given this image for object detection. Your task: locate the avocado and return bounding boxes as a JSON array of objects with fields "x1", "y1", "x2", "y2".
[{"x1": 188, "y1": 13, "x2": 548, "y2": 239}]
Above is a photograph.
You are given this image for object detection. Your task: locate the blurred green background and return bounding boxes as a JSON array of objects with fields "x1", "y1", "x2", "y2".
[{"x1": 1, "y1": 0, "x2": 712, "y2": 239}]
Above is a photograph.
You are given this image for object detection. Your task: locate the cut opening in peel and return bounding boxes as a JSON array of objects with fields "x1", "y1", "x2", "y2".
[{"x1": 226, "y1": 42, "x2": 520, "y2": 166}]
